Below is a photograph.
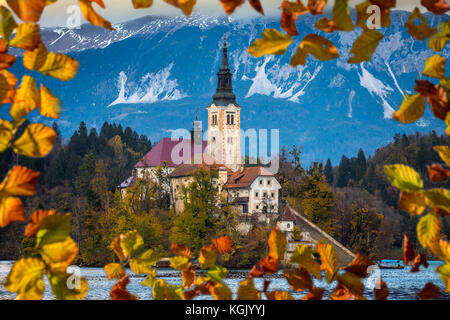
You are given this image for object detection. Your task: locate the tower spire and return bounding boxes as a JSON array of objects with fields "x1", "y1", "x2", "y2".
[{"x1": 212, "y1": 36, "x2": 236, "y2": 106}]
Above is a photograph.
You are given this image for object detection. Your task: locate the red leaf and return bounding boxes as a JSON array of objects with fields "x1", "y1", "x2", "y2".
[
  {"x1": 402, "y1": 233, "x2": 415, "y2": 266},
  {"x1": 421, "y1": 0, "x2": 450, "y2": 14},
  {"x1": 428, "y1": 164, "x2": 450, "y2": 182},
  {"x1": 110, "y1": 274, "x2": 138, "y2": 300},
  {"x1": 416, "y1": 282, "x2": 441, "y2": 300},
  {"x1": 249, "y1": 0, "x2": 264, "y2": 15}
]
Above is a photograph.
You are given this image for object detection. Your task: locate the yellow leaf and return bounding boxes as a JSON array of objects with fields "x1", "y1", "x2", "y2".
[
  {"x1": 6, "y1": 0, "x2": 45, "y2": 22},
  {"x1": 384, "y1": 164, "x2": 423, "y2": 192},
  {"x1": 248, "y1": 29, "x2": 292, "y2": 58},
  {"x1": 140, "y1": 268, "x2": 157, "y2": 286},
  {"x1": 434, "y1": 145, "x2": 450, "y2": 166},
  {"x1": 424, "y1": 189, "x2": 450, "y2": 213},
  {"x1": 331, "y1": 0, "x2": 354, "y2": 31},
  {"x1": 265, "y1": 290, "x2": 295, "y2": 300},
  {"x1": 4, "y1": 257, "x2": 45, "y2": 300},
  {"x1": 104, "y1": 263, "x2": 125, "y2": 280},
  {"x1": 0, "y1": 6, "x2": 17, "y2": 42},
  {"x1": 39, "y1": 84, "x2": 61, "y2": 119},
  {"x1": 0, "y1": 165, "x2": 40, "y2": 197},
  {"x1": 355, "y1": 1, "x2": 390, "y2": 29},
  {"x1": 25, "y1": 209, "x2": 58, "y2": 237},
  {"x1": 23, "y1": 43, "x2": 48, "y2": 70},
  {"x1": 129, "y1": 249, "x2": 159, "y2": 274},
  {"x1": 446, "y1": 112, "x2": 450, "y2": 135},
  {"x1": 47, "y1": 270, "x2": 88, "y2": 300},
  {"x1": 290, "y1": 244, "x2": 321, "y2": 279},
  {"x1": 436, "y1": 262, "x2": 450, "y2": 293},
  {"x1": 405, "y1": 7, "x2": 437, "y2": 41},
  {"x1": 417, "y1": 211, "x2": 442, "y2": 249},
  {"x1": 38, "y1": 51, "x2": 79, "y2": 81},
  {"x1": 170, "y1": 255, "x2": 190, "y2": 271},
  {"x1": 199, "y1": 244, "x2": 217, "y2": 269},
  {"x1": 393, "y1": 94, "x2": 425, "y2": 123},
  {"x1": 120, "y1": 230, "x2": 144, "y2": 259},
  {"x1": 36, "y1": 213, "x2": 71, "y2": 246},
  {"x1": 132, "y1": 0, "x2": 154, "y2": 8},
  {"x1": 0, "y1": 69, "x2": 18, "y2": 104},
  {"x1": 78, "y1": 0, "x2": 113, "y2": 30},
  {"x1": 12, "y1": 123, "x2": 56, "y2": 158},
  {"x1": 0, "y1": 196, "x2": 24, "y2": 227},
  {"x1": 423, "y1": 54, "x2": 446, "y2": 79},
  {"x1": 110, "y1": 235, "x2": 126, "y2": 261},
  {"x1": 348, "y1": 29, "x2": 384, "y2": 64},
  {"x1": 210, "y1": 281, "x2": 232, "y2": 300},
  {"x1": 290, "y1": 34, "x2": 339, "y2": 66},
  {"x1": 336, "y1": 271, "x2": 364, "y2": 297},
  {"x1": 9, "y1": 22, "x2": 41, "y2": 50},
  {"x1": 268, "y1": 226, "x2": 287, "y2": 260},
  {"x1": 237, "y1": 277, "x2": 261, "y2": 300},
  {"x1": 317, "y1": 241, "x2": 337, "y2": 283},
  {"x1": 40, "y1": 237, "x2": 78, "y2": 269},
  {"x1": 152, "y1": 279, "x2": 184, "y2": 300},
  {"x1": 163, "y1": 0, "x2": 196, "y2": 16},
  {"x1": 9, "y1": 75, "x2": 40, "y2": 120},
  {"x1": 0, "y1": 119, "x2": 13, "y2": 152},
  {"x1": 429, "y1": 238, "x2": 450, "y2": 261},
  {"x1": 398, "y1": 191, "x2": 427, "y2": 216},
  {"x1": 427, "y1": 20, "x2": 450, "y2": 51}
]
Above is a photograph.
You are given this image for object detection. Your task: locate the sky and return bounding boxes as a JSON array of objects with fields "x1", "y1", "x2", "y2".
[{"x1": 0, "y1": 0, "x2": 422, "y2": 27}]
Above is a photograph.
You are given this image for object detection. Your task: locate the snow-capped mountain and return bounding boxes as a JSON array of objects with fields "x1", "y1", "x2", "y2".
[{"x1": 7, "y1": 12, "x2": 449, "y2": 165}]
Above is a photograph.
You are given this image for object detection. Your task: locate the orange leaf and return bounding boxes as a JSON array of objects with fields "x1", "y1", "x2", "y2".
[
  {"x1": 283, "y1": 268, "x2": 313, "y2": 291},
  {"x1": 336, "y1": 272, "x2": 365, "y2": 297},
  {"x1": 198, "y1": 244, "x2": 217, "y2": 269},
  {"x1": 374, "y1": 278, "x2": 389, "y2": 300},
  {"x1": 280, "y1": 1, "x2": 308, "y2": 36},
  {"x1": 268, "y1": 226, "x2": 286, "y2": 260},
  {"x1": 0, "y1": 196, "x2": 24, "y2": 227},
  {"x1": 110, "y1": 274, "x2": 138, "y2": 300},
  {"x1": 6, "y1": 0, "x2": 45, "y2": 22},
  {"x1": 330, "y1": 282, "x2": 355, "y2": 300},
  {"x1": 398, "y1": 191, "x2": 427, "y2": 216},
  {"x1": 302, "y1": 286, "x2": 325, "y2": 300},
  {"x1": 405, "y1": 7, "x2": 437, "y2": 41},
  {"x1": 110, "y1": 235, "x2": 126, "y2": 261},
  {"x1": 0, "y1": 70, "x2": 17, "y2": 104},
  {"x1": 182, "y1": 266, "x2": 196, "y2": 288},
  {"x1": 307, "y1": 0, "x2": 327, "y2": 14},
  {"x1": 415, "y1": 80, "x2": 450, "y2": 120},
  {"x1": 416, "y1": 282, "x2": 441, "y2": 300},
  {"x1": 78, "y1": 0, "x2": 114, "y2": 30},
  {"x1": 344, "y1": 254, "x2": 375, "y2": 278},
  {"x1": 164, "y1": 0, "x2": 197, "y2": 16},
  {"x1": 369, "y1": 0, "x2": 396, "y2": 9},
  {"x1": 434, "y1": 207, "x2": 450, "y2": 217},
  {"x1": 428, "y1": 164, "x2": 450, "y2": 181},
  {"x1": 421, "y1": 0, "x2": 450, "y2": 14},
  {"x1": 249, "y1": 0, "x2": 264, "y2": 15},
  {"x1": 265, "y1": 290, "x2": 294, "y2": 300},
  {"x1": 411, "y1": 253, "x2": 429, "y2": 272},
  {"x1": 402, "y1": 233, "x2": 415, "y2": 265},
  {"x1": 170, "y1": 242, "x2": 192, "y2": 259},
  {"x1": 0, "y1": 165, "x2": 40, "y2": 196},
  {"x1": 249, "y1": 255, "x2": 279, "y2": 277},
  {"x1": 219, "y1": 0, "x2": 245, "y2": 15},
  {"x1": 212, "y1": 236, "x2": 232, "y2": 254},
  {"x1": 24, "y1": 209, "x2": 57, "y2": 237},
  {"x1": 0, "y1": 50, "x2": 16, "y2": 70}
]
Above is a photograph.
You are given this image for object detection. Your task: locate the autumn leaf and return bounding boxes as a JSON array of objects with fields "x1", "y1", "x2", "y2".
[
  {"x1": 9, "y1": 22, "x2": 41, "y2": 50},
  {"x1": 249, "y1": 0, "x2": 264, "y2": 15},
  {"x1": 317, "y1": 242, "x2": 338, "y2": 283},
  {"x1": 268, "y1": 227, "x2": 287, "y2": 261},
  {"x1": 344, "y1": 254, "x2": 375, "y2": 278},
  {"x1": 0, "y1": 6, "x2": 17, "y2": 42},
  {"x1": 0, "y1": 196, "x2": 24, "y2": 227},
  {"x1": 152, "y1": 279, "x2": 184, "y2": 300},
  {"x1": 330, "y1": 282, "x2": 355, "y2": 300},
  {"x1": 265, "y1": 290, "x2": 295, "y2": 300},
  {"x1": 421, "y1": 0, "x2": 450, "y2": 14},
  {"x1": 0, "y1": 42, "x2": 16, "y2": 69},
  {"x1": 0, "y1": 69, "x2": 17, "y2": 104},
  {"x1": 110, "y1": 274, "x2": 138, "y2": 300},
  {"x1": 237, "y1": 277, "x2": 261, "y2": 300},
  {"x1": 132, "y1": 0, "x2": 154, "y2": 8},
  {"x1": 428, "y1": 20, "x2": 450, "y2": 51},
  {"x1": 393, "y1": 94, "x2": 425, "y2": 124},
  {"x1": 210, "y1": 281, "x2": 232, "y2": 300},
  {"x1": 374, "y1": 278, "x2": 389, "y2": 300},
  {"x1": 218, "y1": 0, "x2": 244, "y2": 15},
  {"x1": 129, "y1": 249, "x2": 159, "y2": 274},
  {"x1": 182, "y1": 266, "x2": 196, "y2": 288},
  {"x1": 38, "y1": 51, "x2": 79, "y2": 81},
  {"x1": 336, "y1": 272, "x2": 365, "y2": 297},
  {"x1": 248, "y1": 29, "x2": 292, "y2": 58},
  {"x1": 398, "y1": 191, "x2": 427, "y2": 216},
  {"x1": 405, "y1": 7, "x2": 437, "y2": 41},
  {"x1": 38, "y1": 84, "x2": 61, "y2": 119},
  {"x1": 12, "y1": 123, "x2": 56, "y2": 158},
  {"x1": 436, "y1": 262, "x2": 450, "y2": 293},
  {"x1": 141, "y1": 268, "x2": 157, "y2": 286},
  {"x1": 423, "y1": 188, "x2": 450, "y2": 214},
  {"x1": 356, "y1": 1, "x2": 390, "y2": 29},
  {"x1": 384, "y1": 164, "x2": 423, "y2": 192},
  {"x1": 428, "y1": 164, "x2": 450, "y2": 181},
  {"x1": 0, "y1": 165, "x2": 40, "y2": 197},
  {"x1": 403, "y1": 233, "x2": 415, "y2": 265},
  {"x1": 9, "y1": 75, "x2": 40, "y2": 120},
  {"x1": 415, "y1": 81, "x2": 450, "y2": 120},
  {"x1": 4, "y1": 257, "x2": 45, "y2": 300},
  {"x1": 119, "y1": 230, "x2": 144, "y2": 259},
  {"x1": 47, "y1": 270, "x2": 88, "y2": 300},
  {"x1": 302, "y1": 286, "x2": 325, "y2": 300},
  {"x1": 164, "y1": 0, "x2": 197, "y2": 16},
  {"x1": 315, "y1": 0, "x2": 354, "y2": 33},
  {"x1": 0, "y1": 119, "x2": 13, "y2": 152},
  {"x1": 212, "y1": 236, "x2": 233, "y2": 253},
  {"x1": 6, "y1": 0, "x2": 46, "y2": 22},
  {"x1": 79, "y1": 0, "x2": 113, "y2": 30},
  {"x1": 249, "y1": 255, "x2": 279, "y2": 277},
  {"x1": 424, "y1": 54, "x2": 446, "y2": 79},
  {"x1": 416, "y1": 282, "x2": 441, "y2": 300},
  {"x1": 23, "y1": 43, "x2": 48, "y2": 71},
  {"x1": 348, "y1": 29, "x2": 384, "y2": 64},
  {"x1": 417, "y1": 211, "x2": 442, "y2": 249},
  {"x1": 290, "y1": 34, "x2": 339, "y2": 66},
  {"x1": 110, "y1": 235, "x2": 126, "y2": 261},
  {"x1": 40, "y1": 237, "x2": 78, "y2": 269},
  {"x1": 280, "y1": 0, "x2": 308, "y2": 36},
  {"x1": 411, "y1": 253, "x2": 429, "y2": 272},
  {"x1": 284, "y1": 268, "x2": 313, "y2": 291},
  {"x1": 199, "y1": 244, "x2": 217, "y2": 269},
  {"x1": 170, "y1": 255, "x2": 191, "y2": 271},
  {"x1": 307, "y1": 0, "x2": 327, "y2": 15},
  {"x1": 434, "y1": 145, "x2": 450, "y2": 166},
  {"x1": 369, "y1": 0, "x2": 396, "y2": 9},
  {"x1": 104, "y1": 263, "x2": 125, "y2": 280},
  {"x1": 170, "y1": 242, "x2": 192, "y2": 258},
  {"x1": 290, "y1": 244, "x2": 321, "y2": 279}
]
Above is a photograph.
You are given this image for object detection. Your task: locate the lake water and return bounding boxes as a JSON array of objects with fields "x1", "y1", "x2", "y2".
[{"x1": 0, "y1": 260, "x2": 448, "y2": 300}]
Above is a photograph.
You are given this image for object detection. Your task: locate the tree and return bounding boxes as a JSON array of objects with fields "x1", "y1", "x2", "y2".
[
  {"x1": 324, "y1": 158, "x2": 333, "y2": 185},
  {"x1": 336, "y1": 155, "x2": 351, "y2": 188}
]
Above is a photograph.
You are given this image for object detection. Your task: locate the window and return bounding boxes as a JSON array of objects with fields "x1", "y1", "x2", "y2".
[
  {"x1": 227, "y1": 114, "x2": 230, "y2": 124},
  {"x1": 231, "y1": 114, "x2": 234, "y2": 125},
  {"x1": 263, "y1": 192, "x2": 267, "y2": 198},
  {"x1": 287, "y1": 223, "x2": 291, "y2": 229},
  {"x1": 271, "y1": 192, "x2": 274, "y2": 198},
  {"x1": 226, "y1": 113, "x2": 235, "y2": 125},
  {"x1": 271, "y1": 205, "x2": 274, "y2": 209},
  {"x1": 259, "y1": 179, "x2": 263, "y2": 185},
  {"x1": 256, "y1": 205, "x2": 259, "y2": 210},
  {"x1": 243, "y1": 204, "x2": 248, "y2": 213},
  {"x1": 227, "y1": 137, "x2": 233, "y2": 144},
  {"x1": 255, "y1": 192, "x2": 259, "y2": 197},
  {"x1": 268, "y1": 179, "x2": 271, "y2": 185},
  {"x1": 212, "y1": 114, "x2": 218, "y2": 125}
]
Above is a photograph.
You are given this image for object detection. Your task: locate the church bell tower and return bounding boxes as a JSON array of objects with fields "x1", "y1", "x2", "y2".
[{"x1": 207, "y1": 37, "x2": 242, "y2": 171}]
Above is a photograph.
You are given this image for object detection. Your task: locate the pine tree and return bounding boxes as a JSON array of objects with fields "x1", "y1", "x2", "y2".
[
  {"x1": 324, "y1": 158, "x2": 334, "y2": 185},
  {"x1": 336, "y1": 155, "x2": 351, "y2": 188}
]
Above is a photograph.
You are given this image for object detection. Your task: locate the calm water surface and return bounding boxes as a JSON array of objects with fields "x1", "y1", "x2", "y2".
[{"x1": 0, "y1": 260, "x2": 448, "y2": 300}]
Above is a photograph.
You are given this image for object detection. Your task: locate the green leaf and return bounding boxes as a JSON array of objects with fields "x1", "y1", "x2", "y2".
[
  {"x1": 169, "y1": 255, "x2": 190, "y2": 271},
  {"x1": 120, "y1": 230, "x2": 144, "y2": 259},
  {"x1": 417, "y1": 212, "x2": 442, "y2": 249},
  {"x1": 393, "y1": 94, "x2": 425, "y2": 123},
  {"x1": 47, "y1": 270, "x2": 88, "y2": 300},
  {"x1": 348, "y1": 29, "x2": 384, "y2": 64},
  {"x1": 248, "y1": 29, "x2": 292, "y2": 58},
  {"x1": 423, "y1": 54, "x2": 446, "y2": 79},
  {"x1": 384, "y1": 164, "x2": 424, "y2": 192},
  {"x1": 152, "y1": 279, "x2": 184, "y2": 300},
  {"x1": 0, "y1": 6, "x2": 17, "y2": 43},
  {"x1": 206, "y1": 265, "x2": 228, "y2": 282},
  {"x1": 36, "y1": 213, "x2": 71, "y2": 246},
  {"x1": 141, "y1": 268, "x2": 157, "y2": 287},
  {"x1": 332, "y1": 0, "x2": 354, "y2": 31},
  {"x1": 129, "y1": 248, "x2": 159, "y2": 275}
]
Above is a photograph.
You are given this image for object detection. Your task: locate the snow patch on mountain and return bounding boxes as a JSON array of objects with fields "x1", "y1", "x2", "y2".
[{"x1": 107, "y1": 64, "x2": 187, "y2": 107}]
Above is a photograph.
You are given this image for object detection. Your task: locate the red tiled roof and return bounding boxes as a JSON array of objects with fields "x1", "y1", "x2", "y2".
[
  {"x1": 279, "y1": 206, "x2": 296, "y2": 222},
  {"x1": 135, "y1": 138, "x2": 207, "y2": 168},
  {"x1": 224, "y1": 167, "x2": 273, "y2": 189},
  {"x1": 169, "y1": 154, "x2": 233, "y2": 178}
]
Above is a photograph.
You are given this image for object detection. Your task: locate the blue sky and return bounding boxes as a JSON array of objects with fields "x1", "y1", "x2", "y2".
[{"x1": 0, "y1": 0, "x2": 421, "y2": 26}]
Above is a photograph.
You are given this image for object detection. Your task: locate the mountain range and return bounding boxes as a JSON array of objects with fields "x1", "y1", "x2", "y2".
[{"x1": 4, "y1": 11, "x2": 450, "y2": 165}]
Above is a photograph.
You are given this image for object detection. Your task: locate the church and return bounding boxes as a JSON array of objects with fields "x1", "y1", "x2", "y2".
[{"x1": 119, "y1": 38, "x2": 282, "y2": 230}]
